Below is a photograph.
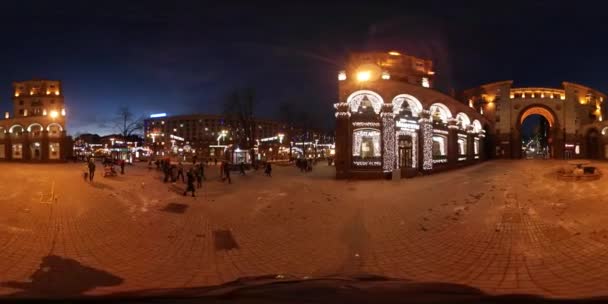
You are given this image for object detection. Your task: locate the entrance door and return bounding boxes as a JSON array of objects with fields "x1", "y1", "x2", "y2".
[
  {"x1": 398, "y1": 136, "x2": 413, "y2": 168},
  {"x1": 31, "y1": 143, "x2": 41, "y2": 161}
]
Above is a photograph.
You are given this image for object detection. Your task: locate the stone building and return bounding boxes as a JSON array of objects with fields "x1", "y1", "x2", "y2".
[
  {"x1": 334, "y1": 51, "x2": 487, "y2": 179},
  {"x1": 461, "y1": 81, "x2": 606, "y2": 159},
  {"x1": 0, "y1": 79, "x2": 71, "y2": 161}
]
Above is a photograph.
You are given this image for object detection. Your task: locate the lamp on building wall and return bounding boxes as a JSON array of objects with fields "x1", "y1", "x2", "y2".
[
  {"x1": 4, "y1": 112, "x2": 8, "y2": 119},
  {"x1": 43, "y1": 109, "x2": 47, "y2": 116},
  {"x1": 356, "y1": 71, "x2": 371, "y2": 82},
  {"x1": 61, "y1": 108, "x2": 66, "y2": 116},
  {"x1": 338, "y1": 71, "x2": 347, "y2": 81},
  {"x1": 381, "y1": 71, "x2": 390, "y2": 80},
  {"x1": 49, "y1": 110, "x2": 59, "y2": 119}
]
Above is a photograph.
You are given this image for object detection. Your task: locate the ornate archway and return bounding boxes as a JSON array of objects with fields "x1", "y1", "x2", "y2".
[{"x1": 515, "y1": 104, "x2": 560, "y2": 159}]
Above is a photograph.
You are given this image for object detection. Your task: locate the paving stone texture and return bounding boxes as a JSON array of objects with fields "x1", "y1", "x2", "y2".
[{"x1": 0, "y1": 160, "x2": 607, "y2": 298}]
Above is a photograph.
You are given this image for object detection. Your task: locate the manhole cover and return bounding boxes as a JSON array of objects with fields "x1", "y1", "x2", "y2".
[
  {"x1": 161, "y1": 203, "x2": 188, "y2": 214},
  {"x1": 213, "y1": 230, "x2": 239, "y2": 250}
]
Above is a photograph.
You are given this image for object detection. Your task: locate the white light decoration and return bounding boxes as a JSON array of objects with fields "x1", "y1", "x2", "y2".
[
  {"x1": 61, "y1": 108, "x2": 66, "y2": 116},
  {"x1": 422, "y1": 77, "x2": 430, "y2": 88},
  {"x1": 338, "y1": 71, "x2": 347, "y2": 81},
  {"x1": 433, "y1": 158, "x2": 448, "y2": 164},
  {"x1": 474, "y1": 138, "x2": 480, "y2": 155},
  {"x1": 422, "y1": 122, "x2": 433, "y2": 170},
  {"x1": 381, "y1": 71, "x2": 390, "y2": 80},
  {"x1": 382, "y1": 114, "x2": 395, "y2": 172},
  {"x1": 333, "y1": 102, "x2": 348, "y2": 109},
  {"x1": 433, "y1": 129, "x2": 449, "y2": 135},
  {"x1": 575, "y1": 145, "x2": 580, "y2": 154},
  {"x1": 335, "y1": 112, "x2": 350, "y2": 118},
  {"x1": 392, "y1": 94, "x2": 423, "y2": 117},
  {"x1": 432, "y1": 135, "x2": 447, "y2": 156},
  {"x1": 352, "y1": 121, "x2": 380, "y2": 127},
  {"x1": 352, "y1": 128, "x2": 381, "y2": 157},
  {"x1": 429, "y1": 103, "x2": 453, "y2": 123},
  {"x1": 602, "y1": 127, "x2": 608, "y2": 135},
  {"x1": 458, "y1": 134, "x2": 468, "y2": 155},
  {"x1": 472, "y1": 120, "x2": 482, "y2": 133},
  {"x1": 458, "y1": 157, "x2": 467, "y2": 161},
  {"x1": 346, "y1": 90, "x2": 383, "y2": 114},
  {"x1": 455, "y1": 112, "x2": 471, "y2": 129}
]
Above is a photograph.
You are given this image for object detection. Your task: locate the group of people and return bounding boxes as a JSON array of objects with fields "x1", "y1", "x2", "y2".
[
  {"x1": 83, "y1": 157, "x2": 129, "y2": 182},
  {"x1": 295, "y1": 158, "x2": 314, "y2": 172},
  {"x1": 155, "y1": 159, "x2": 206, "y2": 196}
]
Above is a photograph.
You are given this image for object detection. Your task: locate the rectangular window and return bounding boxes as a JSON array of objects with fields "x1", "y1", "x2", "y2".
[
  {"x1": 432, "y1": 135, "x2": 448, "y2": 158},
  {"x1": 458, "y1": 135, "x2": 468, "y2": 156},
  {"x1": 49, "y1": 143, "x2": 60, "y2": 159},
  {"x1": 12, "y1": 144, "x2": 22, "y2": 159}
]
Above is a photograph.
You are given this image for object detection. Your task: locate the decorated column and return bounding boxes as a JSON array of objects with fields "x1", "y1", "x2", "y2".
[
  {"x1": 419, "y1": 110, "x2": 433, "y2": 171},
  {"x1": 447, "y1": 118, "x2": 459, "y2": 165},
  {"x1": 334, "y1": 102, "x2": 350, "y2": 179},
  {"x1": 381, "y1": 103, "x2": 395, "y2": 174}
]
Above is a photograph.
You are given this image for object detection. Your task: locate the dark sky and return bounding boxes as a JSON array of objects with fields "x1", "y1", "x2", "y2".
[{"x1": 1, "y1": 1, "x2": 607, "y2": 135}]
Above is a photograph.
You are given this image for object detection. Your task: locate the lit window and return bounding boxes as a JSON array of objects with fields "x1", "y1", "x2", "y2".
[{"x1": 422, "y1": 77, "x2": 430, "y2": 88}]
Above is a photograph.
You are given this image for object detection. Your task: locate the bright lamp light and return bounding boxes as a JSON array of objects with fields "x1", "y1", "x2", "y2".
[
  {"x1": 356, "y1": 71, "x2": 371, "y2": 82},
  {"x1": 49, "y1": 110, "x2": 59, "y2": 118}
]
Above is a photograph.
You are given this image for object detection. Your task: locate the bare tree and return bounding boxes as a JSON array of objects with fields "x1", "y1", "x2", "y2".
[
  {"x1": 223, "y1": 88, "x2": 257, "y2": 164},
  {"x1": 114, "y1": 106, "x2": 143, "y2": 139}
]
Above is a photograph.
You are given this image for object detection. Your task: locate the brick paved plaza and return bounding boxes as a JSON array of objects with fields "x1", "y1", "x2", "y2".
[{"x1": 1, "y1": 160, "x2": 608, "y2": 298}]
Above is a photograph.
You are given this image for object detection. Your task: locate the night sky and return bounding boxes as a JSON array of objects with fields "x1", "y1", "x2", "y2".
[{"x1": 1, "y1": 1, "x2": 607, "y2": 136}]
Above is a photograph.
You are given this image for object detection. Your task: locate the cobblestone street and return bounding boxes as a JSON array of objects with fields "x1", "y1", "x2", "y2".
[{"x1": 1, "y1": 160, "x2": 608, "y2": 298}]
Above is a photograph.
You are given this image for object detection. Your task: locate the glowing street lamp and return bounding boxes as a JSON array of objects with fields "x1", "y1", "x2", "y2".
[{"x1": 356, "y1": 71, "x2": 371, "y2": 82}]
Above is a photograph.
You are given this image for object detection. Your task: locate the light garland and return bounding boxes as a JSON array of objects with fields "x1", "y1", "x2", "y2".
[
  {"x1": 422, "y1": 122, "x2": 433, "y2": 170},
  {"x1": 333, "y1": 102, "x2": 348, "y2": 109},
  {"x1": 353, "y1": 160, "x2": 381, "y2": 166},
  {"x1": 348, "y1": 93, "x2": 382, "y2": 114},
  {"x1": 458, "y1": 157, "x2": 467, "y2": 161},
  {"x1": 335, "y1": 112, "x2": 351, "y2": 118},
  {"x1": 382, "y1": 115, "x2": 395, "y2": 172},
  {"x1": 396, "y1": 118, "x2": 419, "y2": 130},
  {"x1": 474, "y1": 138, "x2": 480, "y2": 155},
  {"x1": 432, "y1": 158, "x2": 448, "y2": 164},
  {"x1": 352, "y1": 121, "x2": 380, "y2": 127},
  {"x1": 474, "y1": 155, "x2": 480, "y2": 159},
  {"x1": 433, "y1": 129, "x2": 449, "y2": 135}
]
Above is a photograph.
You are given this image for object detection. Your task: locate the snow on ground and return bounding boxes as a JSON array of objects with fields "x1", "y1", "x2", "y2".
[{"x1": 1, "y1": 160, "x2": 608, "y2": 298}]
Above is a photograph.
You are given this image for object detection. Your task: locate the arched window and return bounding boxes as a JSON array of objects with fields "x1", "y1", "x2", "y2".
[
  {"x1": 346, "y1": 90, "x2": 383, "y2": 115},
  {"x1": 429, "y1": 103, "x2": 452, "y2": 123},
  {"x1": 392, "y1": 94, "x2": 423, "y2": 117},
  {"x1": 455, "y1": 113, "x2": 471, "y2": 129},
  {"x1": 472, "y1": 120, "x2": 482, "y2": 133}
]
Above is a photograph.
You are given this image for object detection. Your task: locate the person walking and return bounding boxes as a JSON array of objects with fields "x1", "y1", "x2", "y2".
[
  {"x1": 265, "y1": 162, "x2": 272, "y2": 177},
  {"x1": 82, "y1": 163, "x2": 89, "y2": 182},
  {"x1": 195, "y1": 165, "x2": 203, "y2": 188},
  {"x1": 183, "y1": 169, "x2": 196, "y2": 197},
  {"x1": 120, "y1": 159, "x2": 125, "y2": 175},
  {"x1": 176, "y1": 162, "x2": 185, "y2": 182},
  {"x1": 239, "y1": 162, "x2": 246, "y2": 175},
  {"x1": 199, "y1": 162, "x2": 206, "y2": 180},
  {"x1": 88, "y1": 159, "x2": 96, "y2": 182},
  {"x1": 223, "y1": 162, "x2": 232, "y2": 184}
]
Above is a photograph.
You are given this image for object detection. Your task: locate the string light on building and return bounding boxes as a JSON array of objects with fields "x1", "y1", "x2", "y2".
[
  {"x1": 422, "y1": 122, "x2": 433, "y2": 170},
  {"x1": 382, "y1": 114, "x2": 395, "y2": 172},
  {"x1": 381, "y1": 71, "x2": 390, "y2": 80},
  {"x1": 338, "y1": 71, "x2": 347, "y2": 81}
]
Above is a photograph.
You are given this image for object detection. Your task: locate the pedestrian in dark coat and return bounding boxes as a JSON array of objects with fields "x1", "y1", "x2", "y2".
[
  {"x1": 120, "y1": 160, "x2": 125, "y2": 174},
  {"x1": 176, "y1": 162, "x2": 185, "y2": 182},
  {"x1": 223, "y1": 162, "x2": 231, "y2": 184},
  {"x1": 195, "y1": 165, "x2": 203, "y2": 188},
  {"x1": 239, "y1": 162, "x2": 246, "y2": 175},
  {"x1": 265, "y1": 162, "x2": 272, "y2": 177},
  {"x1": 183, "y1": 170, "x2": 196, "y2": 197},
  {"x1": 88, "y1": 160, "x2": 96, "y2": 182}
]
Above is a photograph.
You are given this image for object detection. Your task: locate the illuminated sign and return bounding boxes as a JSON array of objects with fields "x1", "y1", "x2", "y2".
[
  {"x1": 170, "y1": 134, "x2": 184, "y2": 141},
  {"x1": 353, "y1": 160, "x2": 381, "y2": 166},
  {"x1": 150, "y1": 113, "x2": 167, "y2": 118},
  {"x1": 396, "y1": 119, "x2": 419, "y2": 130},
  {"x1": 352, "y1": 121, "x2": 380, "y2": 128}
]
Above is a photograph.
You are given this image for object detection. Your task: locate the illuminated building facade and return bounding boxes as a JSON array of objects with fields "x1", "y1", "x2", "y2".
[
  {"x1": 335, "y1": 51, "x2": 486, "y2": 179},
  {"x1": 0, "y1": 79, "x2": 71, "y2": 161},
  {"x1": 462, "y1": 81, "x2": 607, "y2": 159},
  {"x1": 144, "y1": 114, "x2": 332, "y2": 162}
]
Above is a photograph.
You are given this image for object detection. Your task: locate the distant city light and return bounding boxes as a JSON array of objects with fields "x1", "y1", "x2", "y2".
[{"x1": 150, "y1": 113, "x2": 167, "y2": 118}]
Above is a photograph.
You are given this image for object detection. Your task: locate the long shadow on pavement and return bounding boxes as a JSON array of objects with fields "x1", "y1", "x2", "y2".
[{"x1": 1, "y1": 255, "x2": 123, "y2": 298}]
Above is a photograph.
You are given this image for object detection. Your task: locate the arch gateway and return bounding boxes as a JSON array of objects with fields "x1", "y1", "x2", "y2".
[{"x1": 461, "y1": 81, "x2": 606, "y2": 160}]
